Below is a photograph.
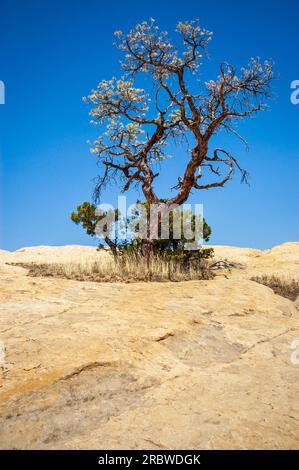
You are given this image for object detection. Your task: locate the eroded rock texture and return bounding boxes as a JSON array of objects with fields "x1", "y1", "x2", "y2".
[{"x1": 0, "y1": 243, "x2": 299, "y2": 449}]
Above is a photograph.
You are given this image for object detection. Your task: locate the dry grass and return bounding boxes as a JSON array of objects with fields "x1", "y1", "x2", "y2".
[
  {"x1": 251, "y1": 274, "x2": 299, "y2": 301},
  {"x1": 11, "y1": 253, "x2": 214, "y2": 283}
]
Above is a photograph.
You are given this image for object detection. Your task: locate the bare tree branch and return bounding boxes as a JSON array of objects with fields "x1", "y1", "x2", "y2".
[{"x1": 85, "y1": 19, "x2": 273, "y2": 207}]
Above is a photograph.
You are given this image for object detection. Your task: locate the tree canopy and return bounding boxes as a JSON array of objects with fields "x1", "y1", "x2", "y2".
[{"x1": 84, "y1": 19, "x2": 273, "y2": 206}]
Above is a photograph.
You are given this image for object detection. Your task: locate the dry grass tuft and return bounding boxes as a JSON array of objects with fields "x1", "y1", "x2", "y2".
[
  {"x1": 251, "y1": 274, "x2": 299, "y2": 301},
  {"x1": 11, "y1": 253, "x2": 214, "y2": 283}
]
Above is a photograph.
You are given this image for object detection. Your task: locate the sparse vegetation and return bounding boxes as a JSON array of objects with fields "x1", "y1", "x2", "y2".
[
  {"x1": 251, "y1": 275, "x2": 299, "y2": 301},
  {"x1": 11, "y1": 250, "x2": 214, "y2": 283}
]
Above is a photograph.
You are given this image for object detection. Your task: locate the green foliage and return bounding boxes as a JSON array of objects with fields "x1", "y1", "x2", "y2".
[
  {"x1": 129, "y1": 199, "x2": 211, "y2": 252},
  {"x1": 71, "y1": 201, "x2": 100, "y2": 236},
  {"x1": 71, "y1": 201, "x2": 119, "y2": 240},
  {"x1": 71, "y1": 201, "x2": 212, "y2": 258},
  {"x1": 164, "y1": 247, "x2": 214, "y2": 263}
]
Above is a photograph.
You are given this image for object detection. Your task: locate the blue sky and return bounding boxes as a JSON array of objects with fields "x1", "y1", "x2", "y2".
[{"x1": 0, "y1": 0, "x2": 298, "y2": 250}]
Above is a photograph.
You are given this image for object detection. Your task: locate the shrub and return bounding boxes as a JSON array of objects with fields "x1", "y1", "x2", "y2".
[
  {"x1": 71, "y1": 200, "x2": 212, "y2": 256},
  {"x1": 251, "y1": 275, "x2": 299, "y2": 301}
]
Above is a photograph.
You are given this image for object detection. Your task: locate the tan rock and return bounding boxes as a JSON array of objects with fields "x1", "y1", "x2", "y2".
[{"x1": 0, "y1": 243, "x2": 298, "y2": 449}]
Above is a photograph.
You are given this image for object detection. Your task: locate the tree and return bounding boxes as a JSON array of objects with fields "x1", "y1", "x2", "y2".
[
  {"x1": 71, "y1": 201, "x2": 120, "y2": 256},
  {"x1": 71, "y1": 200, "x2": 212, "y2": 255},
  {"x1": 84, "y1": 19, "x2": 273, "y2": 254}
]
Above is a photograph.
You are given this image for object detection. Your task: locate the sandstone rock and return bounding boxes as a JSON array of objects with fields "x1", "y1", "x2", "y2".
[{"x1": 0, "y1": 243, "x2": 298, "y2": 449}]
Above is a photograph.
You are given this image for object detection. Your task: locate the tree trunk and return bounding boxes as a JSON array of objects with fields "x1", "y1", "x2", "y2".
[
  {"x1": 104, "y1": 236, "x2": 118, "y2": 258},
  {"x1": 141, "y1": 238, "x2": 157, "y2": 258}
]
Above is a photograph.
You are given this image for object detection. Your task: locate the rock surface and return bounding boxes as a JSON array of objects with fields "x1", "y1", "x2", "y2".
[{"x1": 0, "y1": 243, "x2": 299, "y2": 449}]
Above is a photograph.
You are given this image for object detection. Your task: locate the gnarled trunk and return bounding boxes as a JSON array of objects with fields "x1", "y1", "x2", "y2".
[
  {"x1": 104, "y1": 236, "x2": 118, "y2": 258},
  {"x1": 141, "y1": 238, "x2": 157, "y2": 258}
]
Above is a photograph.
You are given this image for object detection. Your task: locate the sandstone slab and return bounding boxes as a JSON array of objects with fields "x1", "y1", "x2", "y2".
[{"x1": 0, "y1": 243, "x2": 299, "y2": 449}]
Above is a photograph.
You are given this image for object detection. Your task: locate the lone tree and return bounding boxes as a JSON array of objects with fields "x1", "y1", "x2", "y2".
[{"x1": 85, "y1": 19, "x2": 273, "y2": 254}]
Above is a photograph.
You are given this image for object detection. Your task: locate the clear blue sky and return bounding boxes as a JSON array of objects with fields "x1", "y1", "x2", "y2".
[{"x1": 0, "y1": 0, "x2": 298, "y2": 251}]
